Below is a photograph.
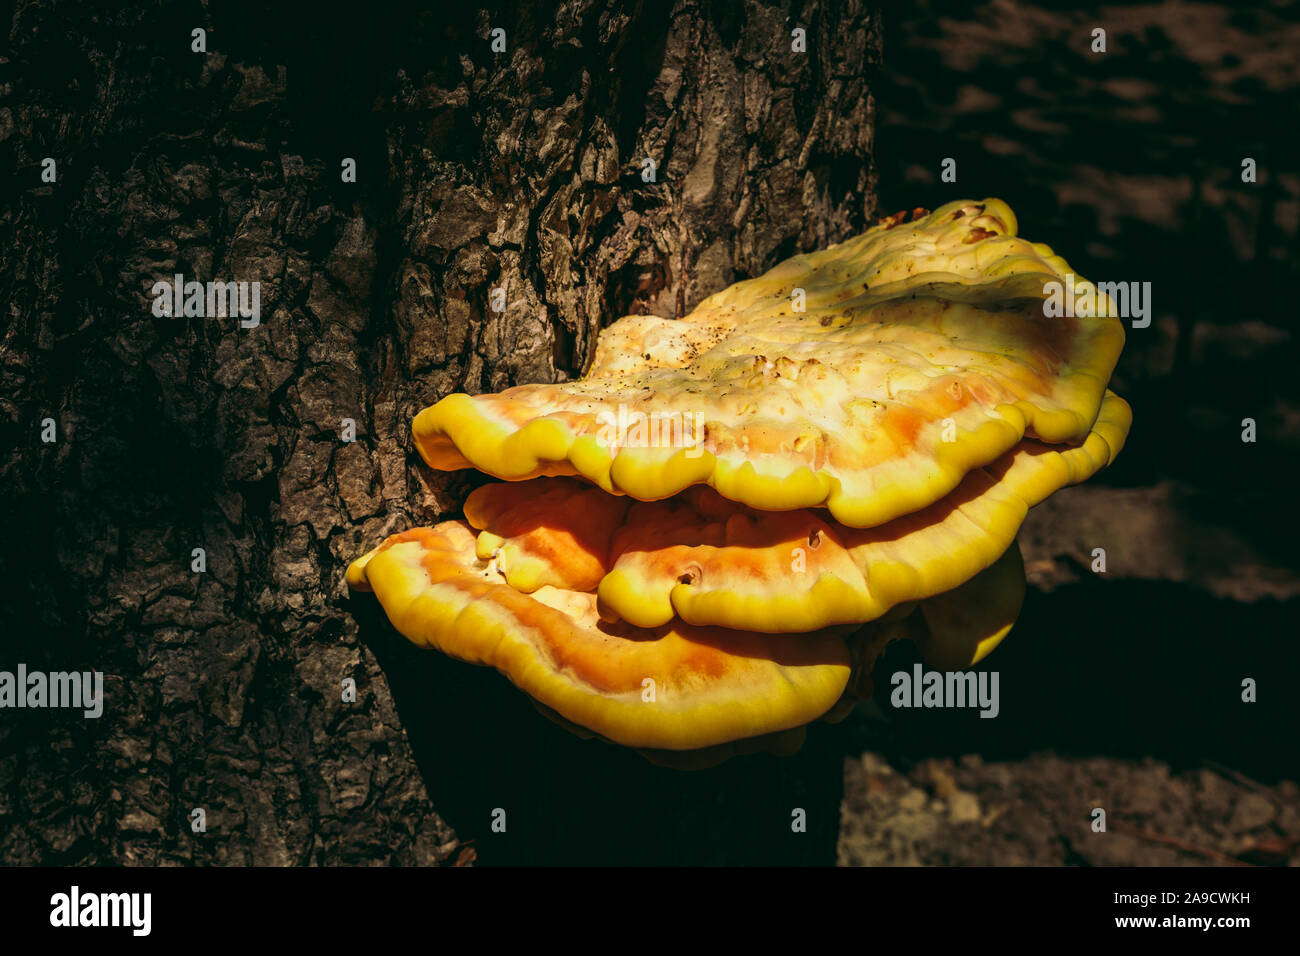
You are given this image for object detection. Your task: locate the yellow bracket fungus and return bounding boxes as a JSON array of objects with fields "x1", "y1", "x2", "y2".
[
  {"x1": 412, "y1": 198, "x2": 1125, "y2": 528},
  {"x1": 347, "y1": 198, "x2": 1132, "y2": 762},
  {"x1": 913, "y1": 541, "x2": 1026, "y2": 671}
]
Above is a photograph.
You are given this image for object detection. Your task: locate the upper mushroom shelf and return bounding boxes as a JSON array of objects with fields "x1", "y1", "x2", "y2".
[{"x1": 412, "y1": 198, "x2": 1126, "y2": 529}]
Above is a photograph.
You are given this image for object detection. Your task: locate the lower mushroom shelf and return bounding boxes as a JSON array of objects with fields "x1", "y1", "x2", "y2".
[{"x1": 346, "y1": 517, "x2": 1027, "y2": 765}]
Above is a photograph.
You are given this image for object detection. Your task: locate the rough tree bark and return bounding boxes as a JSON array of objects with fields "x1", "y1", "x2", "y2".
[{"x1": 0, "y1": 0, "x2": 880, "y2": 864}]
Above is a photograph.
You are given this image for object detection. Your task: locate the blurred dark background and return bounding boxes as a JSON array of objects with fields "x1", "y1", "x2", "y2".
[
  {"x1": 876, "y1": 0, "x2": 1300, "y2": 498},
  {"x1": 840, "y1": 0, "x2": 1300, "y2": 865}
]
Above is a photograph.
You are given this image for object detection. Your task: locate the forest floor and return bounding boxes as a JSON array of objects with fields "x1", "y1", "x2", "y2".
[
  {"x1": 836, "y1": 484, "x2": 1300, "y2": 866},
  {"x1": 839, "y1": 745, "x2": 1300, "y2": 866}
]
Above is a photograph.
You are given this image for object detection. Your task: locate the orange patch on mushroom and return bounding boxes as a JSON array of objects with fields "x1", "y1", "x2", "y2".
[{"x1": 347, "y1": 521, "x2": 852, "y2": 751}]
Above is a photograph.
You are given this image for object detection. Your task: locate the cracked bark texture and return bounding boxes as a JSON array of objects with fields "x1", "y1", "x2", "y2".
[{"x1": 0, "y1": 0, "x2": 880, "y2": 865}]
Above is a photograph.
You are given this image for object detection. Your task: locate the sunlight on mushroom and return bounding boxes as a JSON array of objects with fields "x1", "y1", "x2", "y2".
[
  {"x1": 348, "y1": 198, "x2": 1132, "y2": 765},
  {"x1": 411, "y1": 198, "x2": 1124, "y2": 528}
]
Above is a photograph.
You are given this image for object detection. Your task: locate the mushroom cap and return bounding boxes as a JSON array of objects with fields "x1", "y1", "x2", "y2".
[
  {"x1": 345, "y1": 522, "x2": 852, "y2": 751},
  {"x1": 913, "y1": 540, "x2": 1027, "y2": 671},
  {"x1": 457, "y1": 390, "x2": 1130, "y2": 633},
  {"x1": 412, "y1": 199, "x2": 1125, "y2": 529}
]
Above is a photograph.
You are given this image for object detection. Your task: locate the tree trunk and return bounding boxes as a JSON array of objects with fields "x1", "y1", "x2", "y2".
[{"x1": 0, "y1": 0, "x2": 880, "y2": 865}]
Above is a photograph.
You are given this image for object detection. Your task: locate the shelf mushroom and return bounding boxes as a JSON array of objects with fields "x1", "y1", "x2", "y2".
[
  {"x1": 345, "y1": 522, "x2": 854, "y2": 753},
  {"x1": 411, "y1": 199, "x2": 1124, "y2": 527},
  {"x1": 347, "y1": 198, "x2": 1132, "y2": 764}
]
